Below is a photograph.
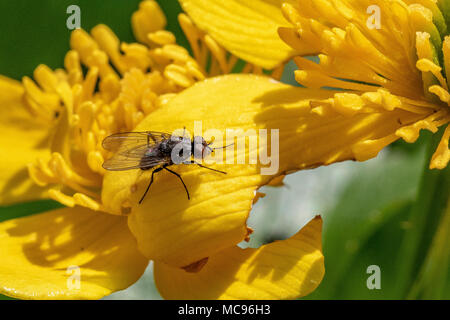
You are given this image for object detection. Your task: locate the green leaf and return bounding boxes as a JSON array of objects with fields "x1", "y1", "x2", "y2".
[
  {"x1": 394, "y1": 126, "x2": 450, "y2": 298},
  {"x1": 305, "y1": 140, "x2": 427, "y2": 299},
  {"x1": 408, "y1": 200, "x2": 450, "y2": 299},
  {"x1": 327, "y1": 201, "x2": 413, "y2": 299}
]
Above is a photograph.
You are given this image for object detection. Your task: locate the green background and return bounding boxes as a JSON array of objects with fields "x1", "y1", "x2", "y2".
[
  {"x1": 0, "y1": 0, "x2": 187, "y2": 80},
  {"x1": 0, "y1": 0, "x2": 449, "y2": 300}
]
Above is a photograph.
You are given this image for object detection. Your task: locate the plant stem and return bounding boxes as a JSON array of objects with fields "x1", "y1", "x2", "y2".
[
  {"x1": 407, "y1": 198, "x2": 450, "y2": 299},
  {"x1": 393, "y1": 128, "x2": 450, "y2": 298}
]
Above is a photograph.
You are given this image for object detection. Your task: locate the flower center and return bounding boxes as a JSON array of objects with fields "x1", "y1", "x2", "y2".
[
  {"x1": 24, "y1": 0, "x2": 274, "y2": 212},
  {"x1": 278, "y1": 0, "x2": 450, "y2": 168}
]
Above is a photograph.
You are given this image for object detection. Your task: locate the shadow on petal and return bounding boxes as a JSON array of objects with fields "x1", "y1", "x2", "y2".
[
  {"x1": 0, "y1": 206, "x2": 148, "y2": 299},
  {"x1": 0, "y1": 76, "x2": 52, "y2": 205},
  {"x1": 154, "y1": 216, "x2": 324, "y2": 300}
]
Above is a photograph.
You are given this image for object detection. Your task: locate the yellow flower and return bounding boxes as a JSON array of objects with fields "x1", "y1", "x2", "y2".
[
  {"x1": 0, "y1": 0, "x2": 324, "y2": 299},
  {"x1": 180, "y1": 0, "x2": 450, "y2": 169}
]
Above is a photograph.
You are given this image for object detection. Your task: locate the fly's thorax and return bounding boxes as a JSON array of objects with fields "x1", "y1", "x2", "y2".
[
  {"x1": 159, "y1": 140, "x2": 173, "y2": 155},
  {"x1": 144, "y1": 148, "x2": 155, "y2": 157},
  {"x1": 170, "y1": 135, "x2": 192, "y2": 164}
]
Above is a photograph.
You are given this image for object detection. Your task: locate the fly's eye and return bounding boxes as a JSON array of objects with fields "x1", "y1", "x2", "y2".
[
  {"x1": 192, "y1": 143, "x2": 205, "y2": 159},
  {"x1": 193, "y1": 143, "x2": 203, "y2": 152}
]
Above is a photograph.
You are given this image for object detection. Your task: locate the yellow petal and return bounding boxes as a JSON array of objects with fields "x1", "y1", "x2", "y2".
[
  {"x1": 102, "y1": 74, "x2": 412, "y2": 269},
  {"x1": 0, "y1": 207, "x2": 148, "y2": 299},
  {"x1": 179, "y1": 0, "x2": 297, "y2": 69},
  {"x1": 0, "y1": 76, "x2": 51, "y2": 205},
  {"x1": 430, "y1": 124, "x2": 450, "y2": 169},
  {"x1": 154, "y1": 216, "x2": 324, "y2": 300}
]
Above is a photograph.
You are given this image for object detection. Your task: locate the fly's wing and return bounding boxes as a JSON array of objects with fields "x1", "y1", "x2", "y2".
[
  {"x1": 102, "y1": 132, "x2": 170, "y2": 153},
  {"x1": 102, "y1": 132, "x2": 172, "y2": 171},
  {"x1": 102, "y1": 153, "x2": 170, "y2": 171}
]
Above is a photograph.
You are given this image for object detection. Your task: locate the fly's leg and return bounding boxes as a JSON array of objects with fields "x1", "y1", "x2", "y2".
[
  {"x1": 163, "y1": 166, "x2": 190, "y2": 200},
  {"x1": 139, "y1": 165, "x2": 191, "y2": 203},
  {"x1": 139, "y1": 167, "x2": 163, "y2": 204},
  {"x1": 189, "y1": 160, "x2": 227, "y2": 174}
]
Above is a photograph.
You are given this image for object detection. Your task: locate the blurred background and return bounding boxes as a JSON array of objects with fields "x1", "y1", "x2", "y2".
[{"x1": 0, "y1": 0, "x2": 448, "y2": 300}]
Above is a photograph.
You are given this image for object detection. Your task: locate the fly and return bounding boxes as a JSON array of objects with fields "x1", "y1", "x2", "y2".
[{"x1": 102, "y1": 130, "x2": 230, "y2": 204}]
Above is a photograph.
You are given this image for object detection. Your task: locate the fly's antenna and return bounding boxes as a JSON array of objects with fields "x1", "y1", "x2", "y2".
[
  {"x1": 212, "y1": 142, "x2": 234, "y2": 150},
  {"x1": 206, "y1": 138, "x2": 233, "y2": 152}
]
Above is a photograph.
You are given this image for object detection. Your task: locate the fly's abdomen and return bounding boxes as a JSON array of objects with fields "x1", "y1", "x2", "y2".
[{"x1": 139, "y1": 148, "x2": 161, "y2": 170}]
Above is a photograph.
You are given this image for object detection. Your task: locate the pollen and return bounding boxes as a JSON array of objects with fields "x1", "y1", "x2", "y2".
[
  {"x1": 24, "y1": 0, "x2": 281, "y2": 214},
  {"x1": 22, "y1": 1, "x2": 212, "y2": 213}
]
